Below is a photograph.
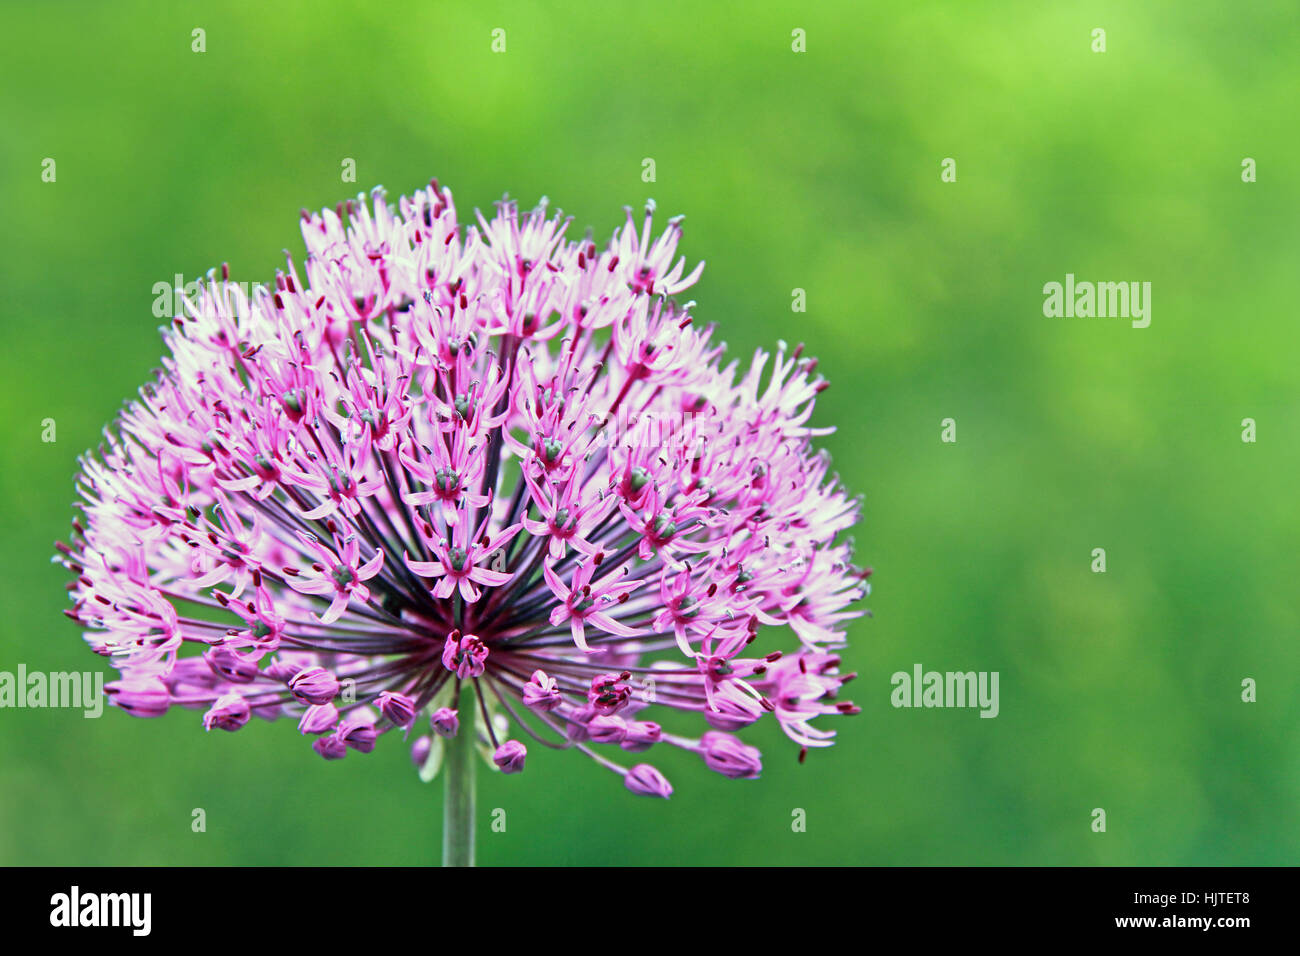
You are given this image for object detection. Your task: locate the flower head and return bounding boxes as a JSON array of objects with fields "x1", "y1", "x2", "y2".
[{"x1": 57, "y1": 181, "x2": 869, "y2": 797}]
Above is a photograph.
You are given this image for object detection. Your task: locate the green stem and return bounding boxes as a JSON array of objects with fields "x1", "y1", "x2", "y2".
[{"x1": 442, "y1": 688, "x2": 476, "y2": 867}]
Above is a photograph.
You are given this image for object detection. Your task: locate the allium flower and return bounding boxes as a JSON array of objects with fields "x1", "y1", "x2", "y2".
[{"x1": 56, "y1": 180, "x2": 869, "y2": 814}]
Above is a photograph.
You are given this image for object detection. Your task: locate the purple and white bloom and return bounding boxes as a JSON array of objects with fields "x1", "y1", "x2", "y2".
[{"x1": 57, "y1": 180, "x2": 869, "y2": 798}]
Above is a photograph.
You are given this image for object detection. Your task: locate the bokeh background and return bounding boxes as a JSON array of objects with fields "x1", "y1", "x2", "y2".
[{"x1": 1, "y1": 0, "x2": 1296, "y2": 865}]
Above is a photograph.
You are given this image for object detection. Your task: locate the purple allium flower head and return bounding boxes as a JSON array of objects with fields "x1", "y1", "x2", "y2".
[{"x1": 57, "y1": 180, "x2": 869, "y2": 797}]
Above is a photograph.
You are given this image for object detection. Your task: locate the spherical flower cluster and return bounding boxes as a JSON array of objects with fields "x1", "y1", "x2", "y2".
[{"x1": 57, "y1": 181, "x2": 869, "y2": 797}]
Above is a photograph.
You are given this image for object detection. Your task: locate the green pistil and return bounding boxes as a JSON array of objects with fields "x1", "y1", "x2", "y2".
[
  {"x1": 436, "y1": 468, "x2": 460, "y2": 493},
  {"x1": 653, "y1": 514, "x2": 676, "y2": 538}
]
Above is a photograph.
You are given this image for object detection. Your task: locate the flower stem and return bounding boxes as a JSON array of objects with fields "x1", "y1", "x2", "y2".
[{"x1": 442, "y1": 687, "x2": 476, "y2": 867}]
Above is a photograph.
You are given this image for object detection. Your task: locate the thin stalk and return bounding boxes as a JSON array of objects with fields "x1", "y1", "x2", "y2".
[{"x1": 441, "y1": 685, "x2": 476, "y2": 867}]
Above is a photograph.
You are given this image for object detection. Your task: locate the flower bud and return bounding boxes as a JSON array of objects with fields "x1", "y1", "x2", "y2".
[
  {"x1": 312, "y1": 734, "x2": 347, "y2": 760},
  {"x1": 587, "y1": 713, "x2": 628, "y2": 744},
  {"x1": 202, "y1": 692, "x2": 251, "y2": 732},
  {"x1": 265, "y1": 658, "x2": 303, "y2": 683},
  {"x1": 105, "y1": 678, "x2": 171, "y2": 718},
  {"x1": 522, "y1": 669, "x2": 561, "y2": 711},
  {"x1": 203, "y1": 646, "x2": 259, "y2": 683},
  {"x1": 288, "y1": 666, "x2": 340, "y2": 705},
  {"x1": 620, "y1": 720, "x2": 662, "y2": 752},
  {"x1": 493, "y1": 740, "x2": 527, "y2": 774},
  {"x1": 376, "y1": 691, "x2": 417, "y2": 727},
  {"x1": 338, "y1": 714, "x2": 378, "y2": 753},
  {"x1": 297, "y1": 702, "x2": 339, "y2": 735},
  {"x1": 430, "y1": 707, "x2": 459, "y2": 738},
  {"x1": 624, "y1": 763, "x2": 673, "y2": 798},
  {"x1": 703, "y1": 690, "x2": 765, "y2": 730},
  {"x1": 699, "y1": 731, "x2": 762, "y2": 779}
]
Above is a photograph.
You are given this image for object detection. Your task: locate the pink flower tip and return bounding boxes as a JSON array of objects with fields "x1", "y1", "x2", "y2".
[
  {"x1": 202, "y1": 692, "x2": 251, "y2": 732},
  {"x1": 430, "y1": 707, "x2": 459, "y2": 738},
  {"x1": 288, "y1": 666, "x2": 340, "y2": 705},
  {"x1": 377, "y1": 691, "x2": 417, "y2": 727},
  {"x1": 493, "y1": 740, "x2": 527, "y2": 774},
  {"x1": 624, "y1": 764, "x2": 673, "y2": 798}
]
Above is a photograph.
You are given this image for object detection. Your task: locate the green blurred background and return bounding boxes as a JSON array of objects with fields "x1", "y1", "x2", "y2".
[{"x1": 1, "y1": 0, "x2": 1296, "y2": 865}]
